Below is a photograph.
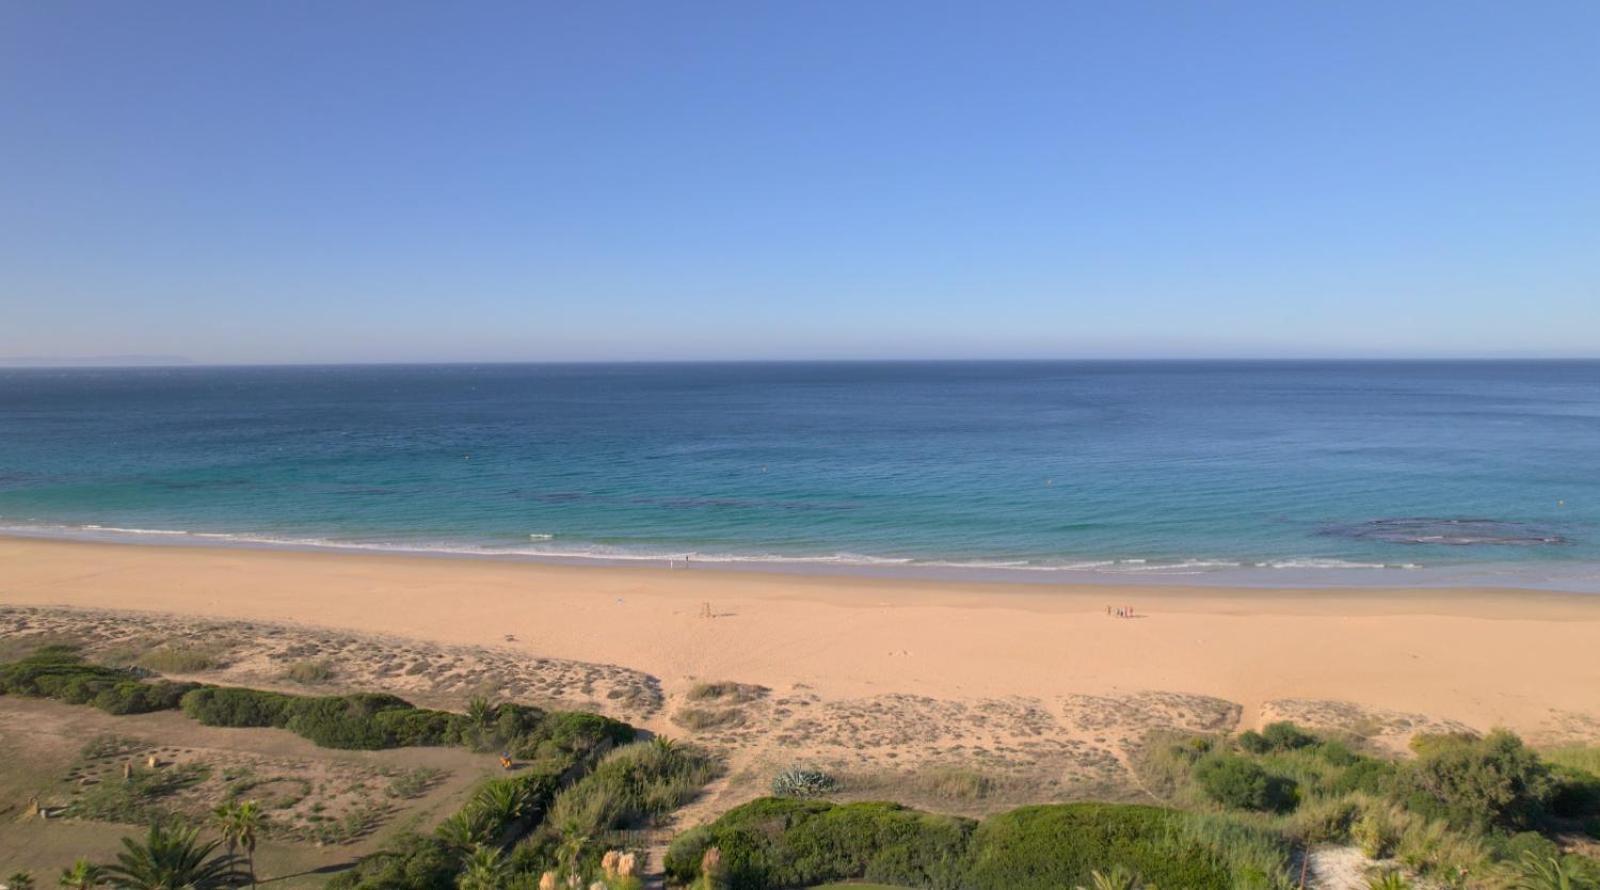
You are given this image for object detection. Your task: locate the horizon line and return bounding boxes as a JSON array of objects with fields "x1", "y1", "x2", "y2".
[{"x1": 6, "y1": 356, "x2": 1600, "y2": 370}]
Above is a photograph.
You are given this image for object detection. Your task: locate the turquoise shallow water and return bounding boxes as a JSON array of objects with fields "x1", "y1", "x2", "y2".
[{"x1": 2, "y1": 361, "x2": 1598, "y2": 589}]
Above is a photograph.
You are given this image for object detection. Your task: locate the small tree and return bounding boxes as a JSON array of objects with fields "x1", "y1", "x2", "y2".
[
  {"x1": 8, "y1": 873, "x2": 36, "y2": 890},
  {"x1": 1403, "y1": 730, "x2": 1554, "y2": 830}
]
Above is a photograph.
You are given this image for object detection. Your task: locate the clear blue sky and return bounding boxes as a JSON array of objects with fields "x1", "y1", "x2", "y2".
[{"x1": 2, "y1": 2, "x2": 1596, "y2": 363}]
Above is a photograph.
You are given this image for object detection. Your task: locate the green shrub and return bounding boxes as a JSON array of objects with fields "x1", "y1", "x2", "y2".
[
  {"x1": 92, "y1": 679, "x2": 199, "y2": 714},
  {"x1": 0, "y1": 647, "x2": 195, "y2": 715},
  {"x1": 519, "y1": 740, "x2": 718, "y2": 870},
  {"x1": 325, "y1": 832, "x2": 461, "y2": 890},
  {"x1": 665, "y1": 799, "x2": 1290, "y2": 890},
  {"x1": 180, "y1": 686, "x2": 295, "y2": 727},
  {"x1": 1194, "y1": 755, "x2": 1297, "y2": 813},
  {"x1": 1239, "y1": 722, "x2": 1317, "y2": 755},
  {"x1": 1328, "y1": 758, "x2": 1399, "y2": 797},
  {"x1": 512, "y1": 710, "x2": 634, "y2": 765},
  {"x1": 1400, "y1": 729, "x2": 1554, "y2": 830},
  {"x1": 967, "y1": 804, "x2": 1238, "y2": 890},
  {"x1": 286, "y1": 693, "x2": 422, "y2": 749},
  {"x1": 1315, "y1": 739, "x2": 1360, "y2": 767},
  {"x1": 1547, "y1": 763, "x2": 1600, "y2": 820},
  {"x1": 665, "y1": 798, "x2": 974, "y2": 890}
]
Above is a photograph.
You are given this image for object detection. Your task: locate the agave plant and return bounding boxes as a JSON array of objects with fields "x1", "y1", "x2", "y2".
[
  {"x1": 1366, "y1": 871, "x2": 1411, "y2": 890},
  {"x1": 1512, "y1": 852, "x2": 1578, "y2": 890},
  {"x1": 58, "y1": 860, "x2": 105, "y2": 890},
  {"x1": 471, "y1": 780, "x2": 533, "y2": 828},
  {"x1": 769, "y1": 767, "x2": 837, "y2": 798},
  {"x1": 1075, "y1": 865, "x2": 1152, "y2": 890},
  {"x1": 101, "y1": 822, "x2": 246, "y2": 890},
  {"x1": 437, "y1": 808, "x2": 498, "y2": 849}
]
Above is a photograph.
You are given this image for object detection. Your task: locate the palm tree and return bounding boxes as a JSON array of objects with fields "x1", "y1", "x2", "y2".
[
  {"x1": 101, "y1": 822, "x2": 246, "y2": 890},
  {"x1": 1512, "y1": 852, "x2": 1577, "y2": 890},
  {"x1": 466, "y1": 697, "x2": 495, "y2": 729},
  {"x1": 7, "y1": 873, "x2": 36, "y2": 890},
  {"x1": 554, "y1": 823, "x2": 592, "y2": 880},
  {"x1": 213, "y1": 802, "x2": 266, "y2": 889},
  {"x1": 58, "y1": 860, "x2": 104, "y2": 890},
  {"x1": 456, "y1": 845, "x2": 508, "y2": 890}
]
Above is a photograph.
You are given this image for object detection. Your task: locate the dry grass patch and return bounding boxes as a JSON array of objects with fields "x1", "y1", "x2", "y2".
[
  {"x1": 136, "y1": 645, "x2": 222, "y2": 674},
  {"x1": 673, "y1": 706, "x2": 746, "y2": 732},
  {"x1": 686, "y1": 681, "x2": 769, "y2": 704},
  {"x1": 285, "y1": 658, "x2": 336, "y2": 685}
]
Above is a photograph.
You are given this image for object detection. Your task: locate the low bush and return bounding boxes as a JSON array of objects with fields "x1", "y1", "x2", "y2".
[
  {"x1": 1400, "y1": 730, "x2": 1554, "y2": 831},
  {"x1": 180, "y1": 686, "x2": 296, "y2": 727},
  {"x1": 1194, "y1": 754, "x2": 1298, "y2": 813},
  {"x1": 0, "y1": 647, "x2": 197, "y2": 715},
  {"x1": 1238, "y1": 722, "x2": 1317, "y2": 755},
  {"x1": 512, "y1": 710, "x2": 634, "y2": 766},
  {"x1": 325, "y1": 832, "x2": 460, "y2": 890},
  {"x1": 665, "y1": 798, "x2": 974, "y2": 890},
  {"x1": 518, "y1": 739, "x2": 719, "y2": 871},
  {"x1": 665, "y1": 799, "x2": 1293, "y2": 890}
]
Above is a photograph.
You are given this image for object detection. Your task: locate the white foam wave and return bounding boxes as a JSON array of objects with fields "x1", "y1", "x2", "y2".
[
  {"x1": 0, "y1": 519, "x2": 1427, "y2": 579},
  {"x1": 82, "y1": 524, "x2": 189, "y2": 536},
  {"x1": 1259, "y1": 558, "x2": 1420, "y2": 570}
]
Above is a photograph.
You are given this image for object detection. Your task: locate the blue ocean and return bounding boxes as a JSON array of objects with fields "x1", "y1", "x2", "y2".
[{"x1": 2, "y1": 361, "x2": 1598, "y2": 589}]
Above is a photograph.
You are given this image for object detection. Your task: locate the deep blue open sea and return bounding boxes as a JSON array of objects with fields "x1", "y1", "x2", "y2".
[{"x1": 3, "y1": 361, "x2": 1599, "y2": 590}]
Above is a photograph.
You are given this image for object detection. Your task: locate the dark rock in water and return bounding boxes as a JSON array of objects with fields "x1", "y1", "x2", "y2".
[{"x1": 1321, "y1": 518, "x2": 1569, "y2": 546}]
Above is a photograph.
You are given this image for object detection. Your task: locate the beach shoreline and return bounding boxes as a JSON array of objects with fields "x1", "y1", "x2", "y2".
[
  {"x1": 3, "y1": 534, "x2": 1598, "y2": 749},
  {"x1": 4, "y1": 522, "x2": 1598, "y2": 593}
]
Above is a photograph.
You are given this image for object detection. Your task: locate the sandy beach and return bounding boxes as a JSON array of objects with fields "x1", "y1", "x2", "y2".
[{"x1": 3, "y1": 535, "x2": 1598, "y2": 747}]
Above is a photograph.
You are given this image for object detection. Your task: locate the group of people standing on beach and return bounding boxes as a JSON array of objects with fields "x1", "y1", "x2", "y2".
[{"x1": 1107, "y1": 604, "x2": 1137, "y2": 618}]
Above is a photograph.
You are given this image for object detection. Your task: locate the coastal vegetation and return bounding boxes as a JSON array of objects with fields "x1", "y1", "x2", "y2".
[
  {"x1": 659, "y1": 724, "x2": 1600, "y2": 889},
  {"x1": 663, "y1": 798, "x2": 1289, "y2": 889},
  {"x1": 6, "y1": 632, "x2": 1600, "y2": 889},
  {"x1": 0, "y1": 645, "x2": 632, "y2": 755}
]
